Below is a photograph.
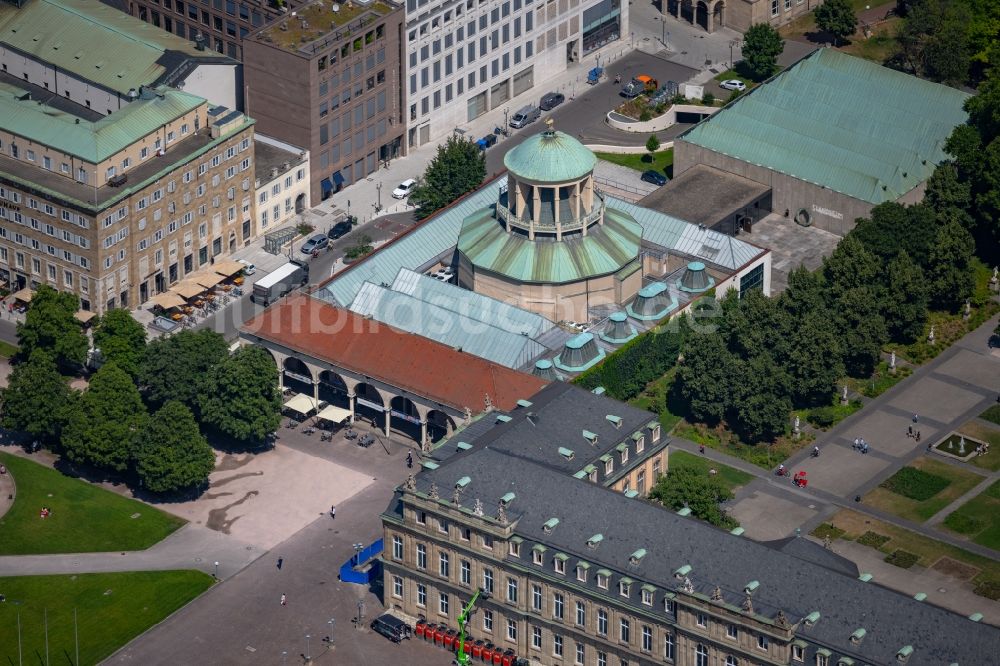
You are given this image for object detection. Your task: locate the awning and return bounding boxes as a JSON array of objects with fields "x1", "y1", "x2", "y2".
[
  {"x1": 212, "y1": 259, "x2": 245, "y2": 277},
  {"x1": 321, "y1": 178, "x2": 334, "y2": 196},
  {"x1": 188, "y1": 271, "x2": 225, "y2": 289},
  {"x1": 11, "y1": 287, "x2": 33, "y2": 303},
  {"x1": 171, "y1": 281, "x2": 206, "y2": 299},
  {"x1": 331, "y1": 170, "x2": 345, "y2": 185},
  {"x1": 284, "y1": 393, "x2": 319, "y2": 416},
  {"x1": 317, "y1": 404, "x2": 352, "y2": 423},
  {"x1": 149, "y1": 292, "x2": 186, "y2": 309},
  {"x1": 74, "y1": 310, "x2": 97, "y2": 324}
]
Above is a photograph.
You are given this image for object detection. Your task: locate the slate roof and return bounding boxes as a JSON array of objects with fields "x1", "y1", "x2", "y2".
[
  {"x1": 240, "y1": 293, "x2": 548, "y2": 412},
  {"x1": 0, "y1": 81, "x2": 204, "y2": 162},
  {"x1": 457, "y1": 205, "x2": 643, "y2": 283},
  {"x1": 458, "y1": 382, "x2": 657, "y2": 475},
  {"x1": 678, "y1": 49, "x2": 970, "y2": 205},
  {"x1": 0, "y1": 0, "x2": 235, "y2": 96},
  {"x1": 410, "y1": 446, "x2": 1000, "y2": 666}
]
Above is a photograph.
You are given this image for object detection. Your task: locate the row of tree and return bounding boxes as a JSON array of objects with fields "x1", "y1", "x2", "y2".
[{"x1": 0, "y1": 287, "x2": 282, "y2": 493}]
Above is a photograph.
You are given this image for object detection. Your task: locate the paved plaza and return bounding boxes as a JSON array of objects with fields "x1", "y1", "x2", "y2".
[{"x1": 746, "y1": 214, "x2": 842, "y2": 293}]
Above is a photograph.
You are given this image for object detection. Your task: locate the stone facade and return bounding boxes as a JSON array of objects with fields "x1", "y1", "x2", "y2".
[{"x1": 665, "y1": 0, "x2": 824, "y2": 34}]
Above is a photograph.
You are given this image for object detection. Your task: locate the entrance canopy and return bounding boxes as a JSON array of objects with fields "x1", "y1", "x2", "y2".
[
  {"x1": 317, "y1": 404, "x2": 352, "y2": 424},
  {"x1": 284, "y1": 393, "x2": 319, "y2": 416}
]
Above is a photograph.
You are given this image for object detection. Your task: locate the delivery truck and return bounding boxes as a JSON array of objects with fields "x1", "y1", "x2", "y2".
[{"x1": 251, "y1": 260, "x2": 308, "y2": 306}]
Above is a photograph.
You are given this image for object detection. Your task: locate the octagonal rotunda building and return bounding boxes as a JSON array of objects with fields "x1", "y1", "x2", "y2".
[{"x1": 456, "y1": 121, "x2": 643, "y2": 322}]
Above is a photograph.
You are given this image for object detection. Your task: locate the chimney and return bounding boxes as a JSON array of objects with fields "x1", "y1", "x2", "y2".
[{"x1": 270, "y1": 167, "x2": 279, "y2": 178}]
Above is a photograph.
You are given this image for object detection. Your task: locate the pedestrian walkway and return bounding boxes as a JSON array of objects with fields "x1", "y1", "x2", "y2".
[{"x1": 0, "y1": 463, "x2": 14, "y2": 520}]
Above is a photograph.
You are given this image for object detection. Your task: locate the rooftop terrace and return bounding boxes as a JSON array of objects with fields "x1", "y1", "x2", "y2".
[{"x1": 251, "y1": 0, "x2": 396, "y2": 55}]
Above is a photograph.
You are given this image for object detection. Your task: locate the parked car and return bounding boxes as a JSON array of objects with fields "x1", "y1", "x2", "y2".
[
  {"x1": 329, "y1": 220, "x2": 353, "y2": 239},
  {"x1": 371, "y1": 613, "x2": 411, "y2": 643},
  {"x1": 539, "y1": 92, "x2": 565, "y2": 110},
  {"x1": 720, "y1": 79, "x2": 746, "y2": 91},
  {"x1": 237, "y1": 259, "x2": 256, "y2": 275},
  {"x1": 641, "y1": 170, "x2": 668, "y2": 186},
  {"x1": 649, "y1": 86, "x2": 672, "y2": 107},
  {"x1": 300, "y1": 233, "x2": 329, "y2": 254},
  {"x1": 509, "y1": 104, "x2": 541, "y2": 129},
  {"x1": 392, "y1": 178, "x2": 417, "y2": 199}
]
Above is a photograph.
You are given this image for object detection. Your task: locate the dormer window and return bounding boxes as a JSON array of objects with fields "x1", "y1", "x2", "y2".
[
  {"x1": 619, "y1": 579, "x2": 632, "y2": 597},
  {"x1": 554, "y1": 554, "x2": 567, "y2": 574},
  {"x1": 596, "y1": 570, "x2": 610, "y2": 589},
  {"x1": 583, "y1": 429, "x2": 598, "y2": 445},
  {"x1": 576, "y1": 564, "x2": 589, "y2": 582},
  {"x1": 543, "y1": 518, "x2": 559, "y2": 534},
  {"x1": 650, "y1": 423, "x2": 661, "y2": 442},
  {"x1": 641, "y1": 586, "x2": 654, "y2": 606},
  {"x1": 587, "y1": 534, "x2": 603, "y2": 549},
  {"x1": 604, "y1": 457, "x2": 613, "y2": 475},
  {"x1": 589, "y1": 469, "x2": 598, "y2": 483},
  {"x1": 792, "y1": 644, "x2": 804, "y2": 661},
  {"x1": 508, "y1": 538, "x2": 522, "y2": 557},
  {"x1": 617, "y1": 442, "x2": 629, "y2": 464},
  {"x1": 849, "y1": 628, "x2": 866, "y2": 646},
  {"x1": 634, "y1": 433, "x2": 645, "y2": 453},
  {"x1": 532, "y1": 545, "x2": 546, "y2": 565},
  {"x1": 606, "y1": 414, "x2": 622, "y2": 429}
]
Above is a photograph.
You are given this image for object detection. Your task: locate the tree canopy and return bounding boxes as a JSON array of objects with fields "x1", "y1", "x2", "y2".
[
  {"x1": 134, "y1": 401, "x2": 216, "y2": 493},
  {"x1": 409, "y1": 135, "x2": 486, "y2": 219},
  {"x1": 741, "y1": 23, "x2": 784, "y2": 80},
  {"x1": 16, "y1": 285, "x2": 87, "y2": 369},
  {"x1": 649, "y1": 467, "x2": 737, "y2": 529},
  {"x1": 93, "y1": 309, "x2": 147, "y2": 378},
  {"x1": 0, "y1": 349, "x2": 74, "y2": 442},
  {"x1": 138, "y1": 329, "x2": 230, "y2": 410},
  {"x1": 814, "y1": 0, "x2": 858, "y2": 46},
  {"x1": 892, "y1": 0, "x2": 995, "y2": 87},
  {"x1": 197, "y1": 346, "x2": 281, "y2": 443},
  {"x1": 62, "y1": 362, "x2": 148, "y2": 473}
]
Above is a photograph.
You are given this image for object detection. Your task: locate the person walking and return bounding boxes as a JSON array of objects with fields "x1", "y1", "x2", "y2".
[
  {"x1": 277, "y1": 557, "x2": 283, "y2": 570},
  {"x1": 330, "y1": 505, "x2": 336, "y2": 520},
  {"x1": 406, "y1": 452, "x2": 413, "y2": 468},
  {"x1": 280, "y1": 594, "x2": 287, "y2": 606}
]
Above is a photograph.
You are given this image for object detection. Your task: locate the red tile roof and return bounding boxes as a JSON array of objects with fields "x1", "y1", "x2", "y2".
[{"x1": 241, "y1": 293, "x2": 549, "y2": 413}]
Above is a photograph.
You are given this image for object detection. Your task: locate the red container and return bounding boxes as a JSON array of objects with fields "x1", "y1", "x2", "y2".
[
  {"x1": 415, "y1": 620, "x2": 427, "y2": 639},
  {"x1": 482, "y1": 642, "x2": 495, "y2": 662},
  {"x1": 434, "y1": 626, "x2": 447, "y2": 646},
  {"x1": 502, "y1": 649, "x2": 515, "y2": 666},
  {"x1": 444, "y1": 629, "x2": 457, "y2": 650},
  {"x1": 472, "y1": 640, "x2": 485, "y2": 658},
  {"x1": 424, "y1": 623, "x2": 437, "y2": 642},
  {"x1": 462, "y1": 638, "x2": 474, "y2": 655},
  {"x1": 493, "y1": 648, "x2": 503, "y2": 665}
]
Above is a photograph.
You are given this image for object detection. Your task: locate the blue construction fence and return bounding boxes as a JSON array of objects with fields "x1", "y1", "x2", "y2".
[{"x1": 339, "y1": 538, "x2": 384, "y2": 585}]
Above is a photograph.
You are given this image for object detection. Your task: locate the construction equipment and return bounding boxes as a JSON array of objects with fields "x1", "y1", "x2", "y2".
[{"x1": 454, "y1": 588, "x2": 489, "y2": 665}]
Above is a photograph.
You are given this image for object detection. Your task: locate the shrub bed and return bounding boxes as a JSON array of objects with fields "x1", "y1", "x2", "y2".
[
  {"x1": 857, "y1": 531, "x2": 890, "y2": 549},
  {"x1": 884, "y1": 549, "x2": 919, "y2": 569},
  {"x1": 810, "y1": 523, "x2": 846, "y2": 541},
  {"x1": 943, "y1": 512, "x2": 986, "y2": 535},
  {"x1": 980, "y1": 404, "x2": 1000, "y2": 426},
  {"x1": 879, "y1": 467, "x2": 950, "y2": 501},
  {"x1": 974, "y1": 579, "x2": 1000, "y2": 600}
]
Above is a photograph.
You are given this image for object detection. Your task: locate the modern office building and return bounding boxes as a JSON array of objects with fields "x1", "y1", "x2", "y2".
[
  {"x1": 243, "y1": 0, "x2": 406, "y2": 202},
  {"x1": 381, "y1": 399, "x2": 1000, "y2": 666},
  {"x1": 0, "y1": 80, "x2": 256, "y2": 314},
  {"x1": 2, "y1": 0, "x2": 242, "y2": 110},
  {"x1": 253, "y1": 134, "x2": 311, "y2": 234},
  {"x1": 102, "y1": 0, "x2": 301, "y2": 60},
  {"x1": 404, "y1": 0, "x2": 626, "y2": 147}
]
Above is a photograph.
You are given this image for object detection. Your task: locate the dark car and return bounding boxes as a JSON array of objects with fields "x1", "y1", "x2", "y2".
[
  {"x1": 641, "y1": 170, "x2": 668, "y2": 186},
  {"x1": 300, "y1": 233, "x2": 329, "y2": 254},
  {"x1": 329, "y1": 220, "x2": 352, "y2": 239},
  {"x1": 539, "y1": 92, "x2": 565, "y2": 110},
  {"x1": 371, "y1": 613, "x2": 411, "y2": 643}
]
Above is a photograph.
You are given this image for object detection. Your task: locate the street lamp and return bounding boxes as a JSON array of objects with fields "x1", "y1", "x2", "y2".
[
  {"x1": 357, "y1": 600, "x2": 365, "y2": 628},
  {"x1": 503, "y1": 108, "x2": 509, "y2": 129},
  {"x1": 729, "y1": 39, "x2": 741, "y2": 70},
  {"x1": 305, "y1": 634, "x2": 311, "y2": 661},
  {"x1": 353, "y1": 542, "x2": 364, "y2": 565},
  {"x1": 214, "y1": 561, "x2": 219, "y2": 579},
  {"x1": 328, "y1": 617, "x2": 336, "y2": 643},
  {"x1": 376, "y1": 183, "x2": 382, "y2": 212}
]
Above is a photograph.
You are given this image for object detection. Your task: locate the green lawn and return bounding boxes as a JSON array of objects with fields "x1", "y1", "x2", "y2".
[
  {"x1": 0, "y1": 571, "x2": 213, "y2": 665},
  {"x1": 668, "y1": 449, "x2": 754, "y2": 494},
  {"x1": 863, "y1": 457, "x2": 985, "y2": 523},
  {"x1": 0, "y1": 452, "x2": 185, "y2": 555},
  {"x1": 957, "y1": 420, "x2": 1000, "y2": 472},
  {"x1": 980, "y1": 405, "x2": 1000, "y2": 426},
  {"x1": 673, "y1": 421, "x2": 812, "y2": 470},
  {"x1": 942, "y1": 480, "x2": 1000, "y2": 550},
  {"x1": 0, "y1": 340, "x2": 17, "y2": 358},
  {"x1": 594, "y1": 149, "x2": 674, "y2": 177}
]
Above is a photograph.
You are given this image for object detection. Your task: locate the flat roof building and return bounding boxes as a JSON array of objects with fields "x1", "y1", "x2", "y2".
[
  {"x1": 243, "y1": 0, "x2": 406, "y2": 202},
  {"x1": 0, "y1": 0, "x2": 241, "y2": 110},
  {"x1": 0, "y1": 80, "x2": 256, "y2": 313},
  {"x1": 674, "y1": 49, "x2": 970, "y2": 235}
]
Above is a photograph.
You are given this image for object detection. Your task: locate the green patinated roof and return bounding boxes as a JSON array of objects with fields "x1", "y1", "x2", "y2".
[
  {"x1": 0, "y1": 82, "x2": 203, "y2": 163},
  {"x1": 679, "y1": 49, "x2": 970, "y2": 205},
  {"x1": 0, "y1": 0, "x2": 232, "y2": 96},
  {"x1": 503, "y1": 129, "x2": 597, "y2": 182},
  {"x1": 457, "y1": 210, "x2": 642, "y2": 284}
]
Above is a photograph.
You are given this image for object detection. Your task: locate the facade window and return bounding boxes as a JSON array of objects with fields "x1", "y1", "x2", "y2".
[
  {"x1": 597, "y1": 609, "x2": 608, "y2": 635},
  {"x1": 770, "y1": 0, "x2": 779, "y2": 16},
  {"x1": 553, "y1": 635, "x2": 563, "y2": 657},
  {"x1": 597, "y1": 573, "x2": 608, "y2": 589},
  {"x1": 531, "y1": 626, "x2": 541, "y2": 650},
  {"x1": 553, "y1": 593, "x2": 564, "y2": 620},
  {"x1": 696, "y1": 644, "x2": 708, "y2": 666},
  {"x1": 665, "y1": 598, "x2": 676, "y2": 615},
  {"x1": 532, "y1": 549, "x2": 543, "y2": 565},
  {"x1": 642, "y1": 589, "x2": 653, "y2": 606},
  {"x1": 757, "y1": 635, "x2": 769, "y2": 651},
  {"x1": 416, "y1": 544, "x2": 427, "y2": 569},
  {"x1": 507, "y1": 578, "x2": 518, "y2": 603},
  {"x1": 575, "y1": 643, "x2": 585, "y2": 665},
  {"x1": 506, "y1": 619, "x2": 517, "y2": 641},
  {"x1": 461, "y1": 560, "x2": 471, "y2": 585},
  {"x1": 461, "y1": 527, "x2": 471, "y2": 541},
  {"x1": 417, "y1": 584, "x2": 427, "y2": 607},
  {"x1": 727, "y1": 625, "x2": 738, "y2": 639},
  {"x1": 577, "y1": 566, "x2": 587, "y2": 582},
  {"x1": 605, "y1": 458, "x2": 613, "y2": 475},
  {"x1": 392, "y1": 576, "x2": 403, "y2": 598},
  {"x1": 554, "y1": 558, "x2": 565, "y2": 574},
  {"x1": 439, "y1": 592, "x2": 449, "y2": 616},
  {"x1": 816, "y1": 655, "x2": 829, "y2": 666},
  {"x1": 642, "y1": 626, "x2": 652, "y2": 652},
  {"x1": 575, "y1": 601, "x2": 585, "y2": 626},
  {"x1": 664, "y1": 633, "x2": 675, "y2": 661},
  {"x1": 619, "y1": 581, "x2": 630, "y2": 597},
  {"x1": 392, "y1": 535, "x2": 403, "y2": 559},
  {"x1": 531, "y1": 584, "x2": 542, "y2": 611},
  {"x1": 416, "y1": 510, "x2": 427, "y2": 524},
  {"x1": 697, "y1": 613, "x2": 708, "y2": 628},
  {"x1": 482, "y1": 534, "x2": 493, "y2": 549},
  {"x1": 439, "y1": 552, "x2": 450, "y2": 577},
  {"x1": 483, "y1": 568, "x2": 494, "y2": 594},
  {"x1": 619, "y1": 618, "x2": 630, "y2": 644},
  {"x1": 792, "y1": 645, "x2": 804, "y2": 661},
  {"x1": 598, "y1": 652, "x2": 607, "y2": 666},
  {"x1": 509, "y1": 541, "x2": 521, "y2": 557},
  {"x1": 483, "y1": 609, "x2": 494, "y2": 632},
  {"x1": 726, "y1": 657, "x2": 739, "y2": 666}
]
